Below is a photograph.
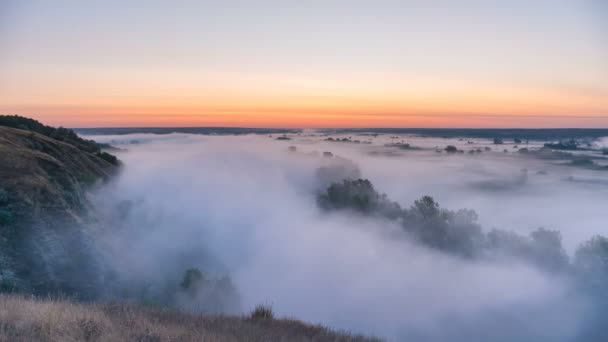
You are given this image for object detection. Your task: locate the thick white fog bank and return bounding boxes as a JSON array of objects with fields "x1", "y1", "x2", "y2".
[{"x1": 83, "y1": 133, "x2": 607, "y2": 340}]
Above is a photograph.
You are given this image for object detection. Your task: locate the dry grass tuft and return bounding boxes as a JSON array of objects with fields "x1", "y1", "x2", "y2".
[{"x1": 0, "y1": 294, "x2": 381, "y2": 342}]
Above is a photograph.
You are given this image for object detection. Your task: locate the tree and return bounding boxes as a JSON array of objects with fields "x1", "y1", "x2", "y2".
[
  {"x1": 575, "y1": 236, "x2": 608, "y2": 277},
  {"x1": 444, "y1": 145, "x2": 458, "y2": 153},
  {"x1": 405, "y1": 197, "x2": 482, "y2": 257},
  {"x1": 529, "y1": 228, "x2": 568, "y2": 272},
  {"x1": 410, "y1": 196, "x2": 440, "y2": 219},
  {"x1": 317, "y1": 179, "x2": 401, "y2": 217}
]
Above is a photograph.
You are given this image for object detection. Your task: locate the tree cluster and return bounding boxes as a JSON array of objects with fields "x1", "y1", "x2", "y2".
[{"x1": 318, "y1": 178, "x2": 605, "y2": 278}]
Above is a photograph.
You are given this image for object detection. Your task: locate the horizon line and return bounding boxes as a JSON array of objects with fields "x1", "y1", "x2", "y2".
[{"x1": 72, "y1": 126, "x2": 608, "y2": 130}]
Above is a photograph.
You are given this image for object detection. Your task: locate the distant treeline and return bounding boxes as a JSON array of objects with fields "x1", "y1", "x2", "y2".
[
  {"x1": 321, "y1": 128, "x2": 608, "y2": 140},
  {"x1": 74, "y1": 127, "x2": 300, "y2": 136}
]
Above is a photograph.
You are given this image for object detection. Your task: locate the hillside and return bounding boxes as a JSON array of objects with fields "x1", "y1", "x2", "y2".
[
  {"x1": 0, "y1": 125, "x2": 117, "y2": 221},
  {"x1": 0, "y1": 295, "x2": 376, "y2": 342},
  {"x1": 0, "y1": 118, "x2": 379, "y2": 341},
  {"x1": 0, "y1": 120, "x2": 120, "y2": 295}
]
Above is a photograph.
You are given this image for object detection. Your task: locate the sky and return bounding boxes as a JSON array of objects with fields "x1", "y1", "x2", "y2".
[{"x1": 0, "y1": 0, "x2": 607, "y2": 128}]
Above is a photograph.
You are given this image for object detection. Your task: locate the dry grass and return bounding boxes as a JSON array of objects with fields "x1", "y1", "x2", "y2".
[{"x1": 0, "y1": 294, "x2": 380, "y2": 342}]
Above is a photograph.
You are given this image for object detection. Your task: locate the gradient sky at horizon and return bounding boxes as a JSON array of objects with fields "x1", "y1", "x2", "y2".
[{"x1": 1, "y1": 0, "x2": 607, "y2": 128}]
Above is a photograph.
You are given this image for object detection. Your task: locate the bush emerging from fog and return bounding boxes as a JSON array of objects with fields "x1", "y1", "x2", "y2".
[
  {"x1": 250, "y1": 304, "x2": 275, "y2": 320},
  {"x1": 444, "y1": 145, "x2": 458, "y2": 153},
  {"x1": 180, "y1": 267, "x2": 204, "y2": 291},
  {"x1": 318, "y1": 179, "x2": 402, "y2": 219},
  {"x1": 176, "y1": 267, "x2": 241, "y2": 314},
  {"x1": 575, "y1": 235, "x2": 608, "y2": 289}
]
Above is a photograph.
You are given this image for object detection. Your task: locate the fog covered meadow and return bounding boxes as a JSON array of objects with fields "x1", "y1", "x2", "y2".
[{"x1": 81, "y1": 132, "x2": 608, "y2": 341}]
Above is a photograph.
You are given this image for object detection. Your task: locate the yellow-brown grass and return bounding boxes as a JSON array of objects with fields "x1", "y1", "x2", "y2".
[{"x1": 0, "y1": 294, "x2": 380, "y2": 342}]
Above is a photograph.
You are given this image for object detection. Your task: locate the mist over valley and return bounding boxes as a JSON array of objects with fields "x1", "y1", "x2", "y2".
[{"x1": 70, "y1": 128, "x2": 608, "y2": 341}]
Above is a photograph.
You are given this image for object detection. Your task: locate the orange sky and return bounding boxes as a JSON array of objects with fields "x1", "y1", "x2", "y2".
[
  {"x1": 2, "y1": 74, "x2": 606, "y2": 128},
  {"x1": 1, "y1": 1, "x2": 607, "y2": 128}
]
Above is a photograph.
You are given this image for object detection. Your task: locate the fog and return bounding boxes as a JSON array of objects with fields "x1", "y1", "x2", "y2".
[{"x1": 83, "y1": 132, "x2": 607, "y2": 341}]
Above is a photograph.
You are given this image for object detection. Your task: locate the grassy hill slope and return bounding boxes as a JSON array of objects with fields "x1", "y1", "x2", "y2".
[
  {"x1": 0, "y1": 295, "x2": 377, "y2": 342},
  {"x1": 0, "y1": 120, "x2": 120, "y2": 295},
  {"x1": 0, "y1": 126, "x2": 116, "y2": 222}
]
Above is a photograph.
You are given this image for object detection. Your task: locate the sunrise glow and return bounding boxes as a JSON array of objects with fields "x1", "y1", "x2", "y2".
[{"x1": 1, "y1": 1, "x2": 606, "y2": 128}]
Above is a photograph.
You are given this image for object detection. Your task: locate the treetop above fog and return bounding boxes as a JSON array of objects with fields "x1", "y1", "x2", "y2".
[{"x1": 317, "y1": 177, "x2": 602, "y2": 276}]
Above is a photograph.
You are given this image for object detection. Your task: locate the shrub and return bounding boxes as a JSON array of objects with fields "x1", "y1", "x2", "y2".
[
  {"x1": 444, "y1": 145, "x2": 458, "y2": 153},
  {"x1": 317, "y1": 179, "x2": 401, "y2": 218},
  {"x1": 180, "y1": 268, "x2": 205, "y2": 291},
  {"x1": 250, "y1": 305, "x2": 274, "y2": 320}
]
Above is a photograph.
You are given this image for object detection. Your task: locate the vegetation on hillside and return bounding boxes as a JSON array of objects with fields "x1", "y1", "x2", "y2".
[
  {"x1": 0, "y1": 115, "x2": 118, "y2": 165},
  {"x1": 0, "y1": 295, "x2": 378, "y2": 342},
  {"x1": 0, "y1": 118, "x2": 120, "y2": 298}
]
